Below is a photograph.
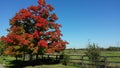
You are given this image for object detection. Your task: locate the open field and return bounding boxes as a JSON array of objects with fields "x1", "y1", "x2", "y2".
[
  {"x1": 101, "y1": 51, "x2": 120, "y2": 56},
  {"x1": 64, "y1": 49, "x2": 120, "y2": 68},
  {"x1": 24, "y1": 64, "x2": 80, "y2": 68},
  {"x1": 64, "y1": 49, "x2": 120, "y2": 56},
  {"x1": 64, "y1": 49, "x2": 120, "y2": 62},
  {"x1": 0, "y1": 55, "x2": 80, "y2": 68},
  {"x1": 0, "y1": 49, "x2": 120, "y2": 68}
]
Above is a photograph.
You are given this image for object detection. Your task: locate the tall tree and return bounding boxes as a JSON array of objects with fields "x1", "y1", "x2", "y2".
[{"x1": 0, "y1": 0, "x2": 68, "y2": 60}]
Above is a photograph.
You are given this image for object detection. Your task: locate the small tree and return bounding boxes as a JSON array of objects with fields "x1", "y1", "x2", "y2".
[
  {"x1": 85, "y1": 43, "x2": 101, "y2": 62},
  {"x1": 60, "y1": 52, "x2": 70, "y2": 65}
]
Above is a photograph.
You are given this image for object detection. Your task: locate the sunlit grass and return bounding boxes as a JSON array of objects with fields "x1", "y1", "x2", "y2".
[
  {"x1": 0, "y1": 55, "x2": 15, "y2": 66},
  {"x1": 0, "y1": 50, "x2": 120, "y2": 68},
  {"x1": 25, "y1": 64, "x2": 80, "y2": 68},
  {"x1": 101, "y1": 51, "x2": 120, "y2": 56},
  {"x1": 0, "y1": 55, "x2": 80, "y2": 68}
]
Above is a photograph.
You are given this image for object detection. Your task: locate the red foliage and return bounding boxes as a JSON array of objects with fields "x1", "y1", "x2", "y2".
[
  {"x1": 51, "y1": 13, "x2": 58, "y2": 20},
  {"x1": 29, "y1": 43, "x2": 34, "y2": 49},
  {"x1": 35, "y1": 23, "x2": 42, "y2": 27},
  {"x1": 47, "y1": 4, "x2": 54, "y2": 11},
  {"x1": 19, "y1": 40, "x2": 29, "y2": 45},
  {"x1": 1, "y1": 0, "x2": 68, "y2": 55},
  {"x1": 38, "y1": 40, "x2": 48, "y2": 48},
  {"x1": 33, "y1": 30, "x2": 39, "y2": 39},
  {"x1": 10, "y1": 26, "x2": 22, "y2": 32},
  {"x1": 4, "y1": 46, "x2": 13, "y2": 55},
  {"x1": 10, "y1": 9, "x2": 33, "y2": 25},
  {"x1": 38, "y1": 0, "x2": 46, "y2": 6},
  {"x1": 34, "y1": 16, "x2": 48, "y2": 27},
  {"x1": 28, "y1": 5, "x2": 42, "y2": 12},
  {"x1": 1, "y1": 36, "x2": 13, "y2": 43},
  {"x1": 46, "y1": 48, "x2": 55, "y2": 53}
]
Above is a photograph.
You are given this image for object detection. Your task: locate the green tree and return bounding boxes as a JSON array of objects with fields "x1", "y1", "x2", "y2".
[{"x1": 85, "y1": 43, "x2": 101, "y2": 62}]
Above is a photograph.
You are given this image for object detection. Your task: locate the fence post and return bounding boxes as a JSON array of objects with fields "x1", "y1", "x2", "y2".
[
  {"x1": 56, "y1": 55, "x2": 58, "y2": 61},
  {"x1": 81, "y1": 55, "x2": 84, "y2": 67},
  {"x1": 104, "y1": 56, "x2": 107, "y2": 68},
  {"x1": 48, "y1": 55, "x2": 50, "y2": 63}
]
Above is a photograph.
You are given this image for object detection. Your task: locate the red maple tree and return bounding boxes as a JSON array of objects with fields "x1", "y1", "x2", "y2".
[{"x1": 1, "y1": 0, "x2": 68, "y2": 60}]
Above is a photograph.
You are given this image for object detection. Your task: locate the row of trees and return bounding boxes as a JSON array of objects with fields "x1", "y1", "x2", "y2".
[
  {"x1": 106, "y1": 46, "x2": 120, "y2": 51},
  {"x1": 0, "y1": 0, "x2": 68, "y2": 61}
]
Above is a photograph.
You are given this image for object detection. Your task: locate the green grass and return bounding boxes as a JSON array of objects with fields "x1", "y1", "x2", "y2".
[
  {"x1": 0, "y1": 55, "x2": 15, "y2": 66},
  {"x1": 64, "y1": 49, "x2": 120, "y2": 63},
  {"x1": 101, "y1": 51, "x2": 120, "y2": 56},
  {"x1": 65, "y1": 49, "x2": 120, "y2": 56},
  {"x1": 0, "y1": 50, "x2": 120, "y2": 68},
  {"x1": 0, "y1": 55, "x2": 80, "y2": 68},
  {"x1": 107, "y1": 57, "x2": 120, "y2": 62},
  {"x1": 24, "y1": 64, "x2": 80, "y2": 68}
]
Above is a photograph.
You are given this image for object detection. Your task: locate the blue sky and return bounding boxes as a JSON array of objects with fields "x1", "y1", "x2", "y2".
[{"x1": 0, "y1": 0, "x2": 120, "y2": 48}]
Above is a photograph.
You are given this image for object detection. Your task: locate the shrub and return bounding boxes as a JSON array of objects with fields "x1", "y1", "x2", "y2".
[
  {"x1": 60, "y1": 52, "x2": 70, "y2": 65},
  {"x1": 85, "y1": 43, "x2": 101, "y2": 62}
]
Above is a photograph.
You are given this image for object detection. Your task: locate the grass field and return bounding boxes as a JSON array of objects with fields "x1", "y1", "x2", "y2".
[
  {"x1": 0, "y1": 49, "x2": 120, "y2": 68},
  {"x1": 0, "y1": 55, "x2": 80, "y2": 68},
  {"x1": 24, "y1": 64, "x2": 80, "y2": 68},
  {"x1": 101, "y1": 51, "x2": 120, "y2": 56},
  {"x1": 64, "y1": 49, "x2": 120, "y2": 67},
  {"x1": 0, "y1": 55, "x2": 15, "y2": 67},
  {"x1": 64, "y1": 49, "x2": 120, "y2": 56}
]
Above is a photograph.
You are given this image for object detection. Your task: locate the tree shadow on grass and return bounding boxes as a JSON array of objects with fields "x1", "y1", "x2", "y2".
[{"x1": 6, "y1": 59, "x2": 60, "y2": 68}]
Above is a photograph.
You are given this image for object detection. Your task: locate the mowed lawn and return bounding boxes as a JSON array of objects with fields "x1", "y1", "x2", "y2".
[
  {"x1": 64, "y1": 49, "x2": 120, "y2": 62},
  {"x1": 64, "y1": 49, "x2": 120, "y2": 67},
  {"x1": 25, "y1": 64, "x2": 80, "y2": 68},
  {"x1": 64, "y1": 49, "x2": 120, "y2": 56},
  {"x1": 101, "y1": 51, "x2": 120, "y2": 56},
  {"x1": 0, "y1": 55, "x2": 80, "y2": 68},
  {"x1": 101, "y1": 51, "x2": 120, "y2": 62},
  {"x1": 0, "y1": 50, "x2": 120, "y2": 68}
]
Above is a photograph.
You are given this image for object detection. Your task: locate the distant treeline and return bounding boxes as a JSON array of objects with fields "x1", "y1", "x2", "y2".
[
  {"x1": 67, "y1": 46, "x2": 120, "y2": 51},
  {"x1": 105, "y1": 46, "x2": 120, "y2": 51}
]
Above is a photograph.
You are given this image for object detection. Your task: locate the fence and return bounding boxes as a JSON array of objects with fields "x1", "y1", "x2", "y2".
[
  {"x1": 68, "y1": 54, "x2": 120, "y2": 68},
  {"x1": 22, "y1": 53, "x2": 120, "y2": 68}
]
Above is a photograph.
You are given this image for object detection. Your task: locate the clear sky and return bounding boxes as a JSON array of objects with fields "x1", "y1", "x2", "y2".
[{"x1": 0, "y1": 0, "x2": 120, "y2": 48}]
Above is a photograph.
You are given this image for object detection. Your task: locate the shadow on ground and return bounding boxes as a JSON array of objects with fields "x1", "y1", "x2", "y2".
[{"x1": 6, "y1": 59, "x2": 60, "y2": 68}]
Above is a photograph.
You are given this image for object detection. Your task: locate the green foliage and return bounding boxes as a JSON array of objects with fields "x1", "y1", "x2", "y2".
[
  {"x1": 85, "y1": 43, "x2": 101, "y2": 62},
  {"x1": 0, "y1": 40, "x2": 5, "y2": 55},
  {"x1": 0, "y1": 55, "x2": 15, "y2": 66},
  {"x1": 60, "y1": 52, "x2": 70, "y2": 65},
  {"x1": 107, "y1": 46, "x2": 120, "y2": 51}
]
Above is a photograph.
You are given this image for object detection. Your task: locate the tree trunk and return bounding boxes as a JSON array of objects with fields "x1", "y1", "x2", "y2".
[
  {"x1": 41, "y1": 55, "x2": 44, "y2": 61},
  {"x1": 36, "y1": 54, "x2": 39, "y2": 60},
  {"x1": 47, "y1": 55, "x2": 50, "y2": 63},
  {"x1": 15, "y1": 55, "x2": 18, "y2": 61},
  {"x1": 23, "y1": 52, "x2": 25, "y2": 61},
  {"x1": 29, "y1": 54, "x2": 33, "y2": 61},
  {"x1": 56, "y1": 55, "x2": 58, "y2": 61}
]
